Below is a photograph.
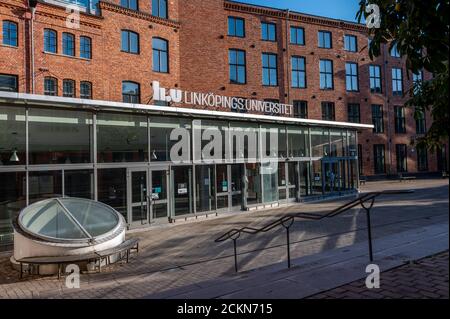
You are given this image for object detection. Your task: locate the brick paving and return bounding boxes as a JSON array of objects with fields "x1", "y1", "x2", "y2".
[
  {"x1": 0, "y1": 179, "x2": 448, "y2": 299},
  {"x1": 308, "y1": 251, "x2": 449, "y2": 299}
]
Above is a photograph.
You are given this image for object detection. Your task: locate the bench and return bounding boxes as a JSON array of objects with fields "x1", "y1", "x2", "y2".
[
  {"x1": 399, "y1": 174, "x2": 417, "y2": 182},
  {"x1": 359, "y1": 176, "x2": 367, "y2": 185},
  {"x1": 17, "y1": 238, "x2": 140, "y2": 280}
]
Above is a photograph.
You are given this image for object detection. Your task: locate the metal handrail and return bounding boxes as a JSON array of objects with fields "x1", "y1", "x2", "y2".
[{"x1": 215, "y1": 190, "x2": 414, "y2": 272}]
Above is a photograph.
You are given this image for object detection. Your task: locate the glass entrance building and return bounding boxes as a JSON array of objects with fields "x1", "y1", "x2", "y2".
[{"x1": 0, "y1": 92, "x2": 372, "y2": 249}]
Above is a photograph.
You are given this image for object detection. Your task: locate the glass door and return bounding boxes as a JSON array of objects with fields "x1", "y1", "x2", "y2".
[
  {"x1": 172, "y1": 166, "x2": 193, "y2": 217},
  {"x1": 149, "y1": 168, "x2": 170, "y2": 223},
  {"x1": 128, "y1": 168, "x2": 149, "y2": 227},
  {"x1": 230, "y1": 164, "x2": 243, "y2": 209},
  {"x1": 216, "y1": 165, "x2": 229, "y2": 211},
  {"x1": 195, "y1": 165, "x2": 216, "y2": 213}
]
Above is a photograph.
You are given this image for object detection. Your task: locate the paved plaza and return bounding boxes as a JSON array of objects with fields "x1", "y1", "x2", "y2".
[{"x1": 0, "y1": 178, "x2": 448, "y2": 299}]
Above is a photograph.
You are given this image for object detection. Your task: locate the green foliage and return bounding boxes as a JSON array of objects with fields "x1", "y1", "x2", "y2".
[{"x1": 357, "y1": 0, "x2": 449, "y2": 148}]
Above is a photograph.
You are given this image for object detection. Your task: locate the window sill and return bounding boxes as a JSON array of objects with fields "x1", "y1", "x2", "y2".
[
  {"x1": 1, "y1": 44, "x2": 18, "y2": 49},
  {"x1": 120, "y1": 50, "x2": 140, "y2": 55},
  {"x1": 43, "y1": 51, "x2": 92, "y2": 61}
]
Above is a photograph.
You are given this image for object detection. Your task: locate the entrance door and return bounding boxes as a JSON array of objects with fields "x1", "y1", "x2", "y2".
[
  {"x1": 128, "y1": 169, "x2": 149, "y2": 227},
  {"x1": 216, "y1": 164, "x2": 229, "y2": 211},
  {"x1": 149, "y1": 168, "x2": 170, "y2": 223},
  {"x1": 322, "y1": 160, "x2": 340, "y2": 194}
]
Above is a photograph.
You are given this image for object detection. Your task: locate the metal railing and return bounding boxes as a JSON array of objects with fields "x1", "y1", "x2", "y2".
[{"x1": 215, "y1": 190, "x2": 414, "y2": 272}]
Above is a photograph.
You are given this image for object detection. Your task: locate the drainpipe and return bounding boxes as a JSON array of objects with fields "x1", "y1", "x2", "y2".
[
  {"x1": 28, "y1": 1, "x2": 38, "y2": 94},
  {"x1": 285, "y1": 9, "x2": 290, "y2": 106}
]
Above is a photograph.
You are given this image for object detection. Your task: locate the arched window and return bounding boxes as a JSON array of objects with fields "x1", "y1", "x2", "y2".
[
  {"x1": 2, "y1": 21, "x2": 18, "y2": 46},
  {"x1": 80, "y1": 36, "x2": 92, "y2": 59},
  {"x1": 152, "y1": 38, "x2": 168, "y2": 73},
  {"x1": 80, "y1": 81, "x2": 92, "y2": 99},
  {"x1": 44, "y1": 29, "x2": 57, "y2": 53},
  {"x1": 121, "y1": 30, "x2": 139, "y2": 54},
  {"x1": 152, "y1": 0, "x2": 167, "y2": 19},
  {"x1": 62, "y1": 32, "x2": 75, "y2": 56},
  {"x1": 63, "y1": 79, "x2": 75, "y2": 97},
  {"x1": 44, "y1": 77, "x2": 58, "y2": 96},
  {"x1": 122, "y1": 81, "x2": 140, "y2": 103}
]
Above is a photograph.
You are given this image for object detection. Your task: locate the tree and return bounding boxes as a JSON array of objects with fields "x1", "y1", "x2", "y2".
[{"x1": 357, "y1": 0, "x2": 449, "y2": 150}]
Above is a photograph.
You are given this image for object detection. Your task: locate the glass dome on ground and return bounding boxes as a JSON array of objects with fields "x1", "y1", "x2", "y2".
[{"x1": 18, "y1": 198, "x2": 122, "y2": 242}]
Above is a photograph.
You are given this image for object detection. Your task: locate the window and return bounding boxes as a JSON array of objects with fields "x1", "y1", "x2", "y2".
[
  {"x1": 291, "y1": 56, "x2": 306, "y2": 88},
  {"x1": 2, "y1": 21, "x2": 18, "y2": 46},
  {"x1": 344, "y1": 35, "x2": 357, "y2": 52},
  {"x1": 80, "y1": 81, "x2": 92, "y2": 99},
  {"x1": 416, "y1": 110, "x2": 426, "y2": 134},
  {"x1": 152, "y1": 0, "x2": 167, "y2": 19},
  {"x1": 394, "y1": 106, "x2": 406, "y2": 133},
  {"x1": 372, "y1": 104, "x2": 384, "y2": 133},
  {"x1": 44, "y1": 77, "x2": 57, "y2": 96},
  {"x1": 0, "y1": 74, "x2": 18, "y2": 92},
  {"x1": 318, "y1": 31, "x2": 332, "y2": 48},
  {"x1": 261, "y1": 22, "x2": 276, "y2": 41},
  {"x1": 80, "y1": 36, "x2": 92, "y2": 59},
  {"x1": 229, "y1": 49, "x2": 246, "y2": 84},
  {"x1": 122, "y1": 81, "x2": 140, "y2": 103},
  {"x1": 290, "y1": 26, "x2": 305, "y2": 45},
  {"x1": 413, "y1": 70, "x2": 423, "y2": 95},
  {"x1": 369, "y1": 65, "x2": 382, "y2": 93},
  {"x1": 348, "y1": 103, "x2": 360, "y2": 123},
  {"x1": 44, "y1": 29, "x2": 57, "y2": 53},
  {"x1": 358, "y1": 144, "x2": 363, "y2": 174},
  {"x1": 321, "y1": 102, "x2": 335, "y2": 121},
  {"x1": 63, "y1": 79, "x2": 75, "y2": 97},
  {"x1": 62, "y1": 32, "x2": 75, "y2": 56},
  {"x1": 390, "y1": 43, "x2": 401, "y2": 57},
  {"x1": 392, "y1": 68, "x2": 403, "y2": 95},
  {"x1": 396, "y1": 144, "x2": 408, "y2": 173},
  {"x1": 417, "y1": 146, "x2": 428, "y2": 171},
  {"x1": 373, "y1": 144, "x2": 386, "y2": 174},
  {"x1": 293, "y1": 101, "x2": 307, "y2": 119},
  {"x1": 152, "y1": 38, "x2": 168, "y2": 73},
  {"x1": 319, "y1": 59, "x2": 333, "y2": 89},
  {"x1": 28, "y1": 108, "x2": 92, "y2": 164},
  {"x1": 228, "y1": 17, "x2": 245, "y2": 37},
  {"x1": 345, "y1": 62, "x2": 359, "y2": 91},
  {"x1": 121, "y1": 0, "x2": 138, "y2": 10},
  {"x1": 262, "y1": 53, "x2": 277, "y2": 86},
  {"x1": 121, "y1": 30, "x2": 139, "y2": 54}
]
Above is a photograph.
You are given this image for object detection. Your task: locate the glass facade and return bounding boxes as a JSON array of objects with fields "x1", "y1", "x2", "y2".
[{"x1": 0, "y1": 104, "x2": 360, "y2": 248}]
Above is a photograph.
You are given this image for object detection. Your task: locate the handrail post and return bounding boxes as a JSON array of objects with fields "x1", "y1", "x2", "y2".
[
  {"x1": 233, "y1": 238, "x2": 238, "y2": 273},
  {"x1": 361, "y1": 197, "x2": 376, "y2": 262},
  {"x1": 286, "y1": 226, "x2": 291, "y2": 268}
]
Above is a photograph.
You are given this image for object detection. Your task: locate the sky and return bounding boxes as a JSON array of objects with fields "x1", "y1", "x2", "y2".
[{"x1": 233, "y1": 0, "x2": 362, "y2": 22}]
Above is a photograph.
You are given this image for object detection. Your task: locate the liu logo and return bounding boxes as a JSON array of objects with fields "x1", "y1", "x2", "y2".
[{"x1": 152, "y1": 81, "x2": 183, "y2": 103}]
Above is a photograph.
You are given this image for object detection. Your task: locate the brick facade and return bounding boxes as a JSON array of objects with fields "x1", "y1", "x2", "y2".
[{"x1": 0, "y1": 0, "x2": 448, "y2": 176}]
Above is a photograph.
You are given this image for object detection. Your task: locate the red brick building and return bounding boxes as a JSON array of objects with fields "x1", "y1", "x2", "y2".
[{"x1": 0, "y1": 0, "x2": 448, "y2": 177}]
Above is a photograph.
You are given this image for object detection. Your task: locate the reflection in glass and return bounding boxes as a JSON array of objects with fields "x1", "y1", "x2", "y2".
[
  {"x1": 246, "y1": 163, "x2": 261, "y2": 205},
  {"x1": 194, "y1": 120, "x2": 227, "y2": 161},
  {"x1": 97, "y1": 113, "x2": 148, "y2": 163},
  {"x1": 195, "y1": 165, "x2": 216, "y2": 213},
  {"x1": 97, "y1": 169, "x2": 127, "y2": 221},
  {"x1": 300, "y1": 161, "x2": 311, "y2": 196},
  {"x1": 230, "y1": 122, "x2": 259, "y2": 160},
  {"x1": 261, "y1": 125, "x2": 286, "y2": 159},
  {"x1": 0, "y1": 106, "x2": 26, "y2": 165},
  {"x1": 0, "y1": 172, "x2": 26, "y2": 247},
  {"x1": 330, "y1": 129, "x2": 345, "y2": 157},
  {"x1": 28, "y1": 171, "x2": 62, "y2": 204},
  {"x1": 231, "y1": 164, "x2": 243, "y2": 207},
  {"x1": 311, "y1": 128, "x2": 329, "y2": 157},
  {"x1": 150, "y1": 116, "x2": 191, "y2": 162},
  {"x1": 64, "y1": 170, "x2": 94, "y2": 199},
  {"x1": 173, "y1": 166, "x2": 192, "y2": 216},
  {"x1": 28, "y1": 108, "x2": 92, "y2": 164},
  {"x1": 288, "y1": 126, "x2": 309, "y2": 157}
]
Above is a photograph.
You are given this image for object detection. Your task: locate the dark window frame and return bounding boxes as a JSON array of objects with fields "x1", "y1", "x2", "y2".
[
  {"x1": 373, "y1": 144, "x2": 386, "y2": 174},
  {"x1": 318, "y1": 30, "x2": 332, "y2": 49},
  {"x1": 345, "y1": 62, "x2": 359, "y2": 92},
  {"x1": 291, "y1": 56, "x2": 306, "y2": 88},
  {"x1": 2, "y1": 20, "x2": 18, "y2": 47},
  {"x1": 62, "y1": 32, "x2": 75, "y2": 56},
  {"x1": 396, "y1": 144, "x2": 408, "y2": 173},
  {"x1": 293, "y1": 100, "x2": 308, "y2": 119},
  {"x1": 121, "y1": 0, "x2": 138, "y2": 11},
  {"x1": 228, "y1": 16, "x2": 245, "y2": 38},
  {"x1": 121, "y1": 30, "x2": 140, "y2": 54},
  {"x1": 262, "y1": 53, "x2": 278, "y2": 86},
  {"x1": 261, "y1": 22, "x2": 277, "y2": 42},
  {"x1": 344, "y1": 34, "x2": 357, "y2": 52},
  {"x1": 152, "y1": 0, "x2": 168, "y2": 19},
  {"x1": 122, "y1": 81, "x2": 140, "y2": 104},
  {"x1": 229, "y1": 49, "x2": 246, "y2": 85},
  {"x1": 392, "y1": 67, "x2": 403, "y2": 96},
  {"x1": 394, "y1": 106, "x2": 406, "y2": 134},
  {"x1": 369, "y1": 65, "x2": 382, "y2": 93},
  {"x1": 347, "y1": 103, "x2": 360, "y2": 123},
  {"x1": 372, "y1": 104, "x2": 384, "y2": 134},
  {"x1": 152, "y1": 37, "x2": 169, "y2": 73},
  {"x1": 80, "y1": 81, "x2": 92, "y2": 99},
  {"x1": 0, "y1": 73, "x2": 18, "y2": 92},
  {"x1": 319, "y1": 59, "x2": 334, "y2": 90},
  {"x1": 321, "y1": 102, "x2": 335, "y2": 121},
  {"x1": 63, "y1": 79, "x2": 75, "y2": 98},
  {"x1": 80, "y1": 36, "x2": 92, "y2": 59},
  {"x1": 417, "y1": 146, "x2": 428, "y2": 171},
  {"x1": 290, "y1": 26, "x2": 305, "y2": 45},
  {"x1": 44, "y1": 77, "x2": 58, "y2": 96},
  {"x1": 415, "y1": 110, "x2": 426, "y2": 134},
  {"x1": 44, "y1": 28, "x2": 57, "y2": 53}
]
